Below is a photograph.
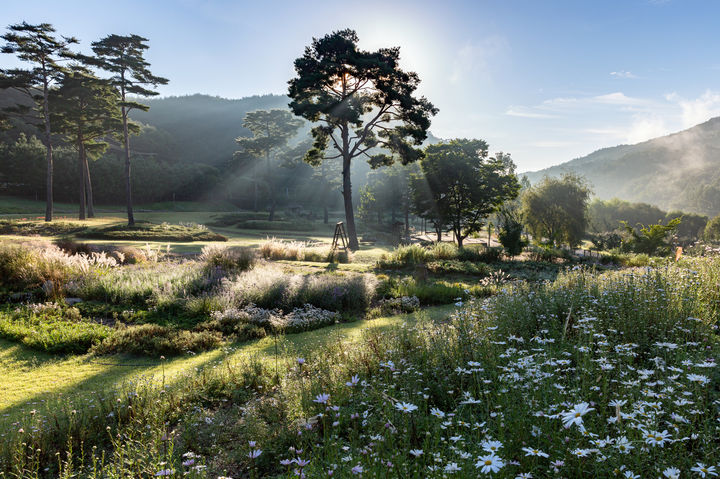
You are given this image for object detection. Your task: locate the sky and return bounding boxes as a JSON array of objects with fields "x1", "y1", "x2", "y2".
[{"x1": 2, "y1": 0, "x2": 720, "y2": 172}]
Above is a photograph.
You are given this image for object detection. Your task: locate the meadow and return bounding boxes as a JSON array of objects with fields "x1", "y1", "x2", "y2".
[{"x1": 0, "y1": 203, "x2": 718, "y2": 478}]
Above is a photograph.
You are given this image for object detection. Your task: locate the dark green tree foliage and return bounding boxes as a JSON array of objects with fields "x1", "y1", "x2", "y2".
[
  {"x1": 522, "y1": 174, "x2": 591, "y2": 247},
  {"x1": 412, "y1": 173, "x2": 447, "y2": 242},
  {"x1": 497, "y1": 204, "x2": 527, "y2": 257},
  {"x1": 416, "y1": 139, "x2": 520, "y2": 248},
  {"x1": 704, "y1": 215, "x2": 720, "y2": 242},
  {"x1": 664, "y1": 211, "x2": 707, "y2": 243},
  {"x1": 280, "y1": 137, "x2": 340, "y2": 223},
  {"x1": 288, "y1": 29, "x2": 437, "y2": 249},
  {"x1": 359, "y1": 163, "x2": 417, "y2": 233},
  {"x1": 51, "y1": 67, "x2": 121, "y2": 219},
  {"x1": 235, "y1": 109, "x2": 303, "y2": 221},
  {"x1": 621, "y1": 218, "x2": 681, "y2": 256},
  {"x1": 91, "y1": 34, "x2": 168, "y2": 226},
  {"x1": 588, "y1": 198, "x2": 666, "y2": 233},
  {"x1": 0, "y1": 22, "x2": 77, "y2": 221},
  {"x1": 0, "y1": 133, "x2": 45, "y2": 196}
]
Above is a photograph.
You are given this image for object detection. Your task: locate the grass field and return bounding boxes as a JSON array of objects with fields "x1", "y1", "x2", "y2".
[{"x1": 0, "y1": 305, "x2": 453, "y2": 419}]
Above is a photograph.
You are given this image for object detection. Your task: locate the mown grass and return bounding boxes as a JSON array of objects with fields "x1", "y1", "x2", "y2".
[{"x1": 0, "y1": 306, "x2": 453, "y2": 475}]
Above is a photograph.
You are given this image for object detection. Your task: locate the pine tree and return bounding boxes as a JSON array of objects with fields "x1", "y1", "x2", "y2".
[
  {"x1": 0, "y1": 22, "x2": 77, "y2": 221},
  {"x1": 289, "y1": 29, "x2": 437, "y2": 250},
  {"x1": 235, "y1": 109, "x2": 303, "y2": 221},
  {"x1": 51, "y1": 66, "x2": 122, "y2": 219},
  {"x1": 91, "y1": 34, "x2": 167, "y2": 226}
]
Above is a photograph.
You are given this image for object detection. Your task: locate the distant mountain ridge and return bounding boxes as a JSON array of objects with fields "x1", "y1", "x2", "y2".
[{"x1": 524, "y1": 117, "x2": 720, "y2": 217}]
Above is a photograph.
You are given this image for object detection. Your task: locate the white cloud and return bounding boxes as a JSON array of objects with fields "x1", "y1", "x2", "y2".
[
  {"x1": 530, "y1": 141, "x2": 577, "y2": 148},
  {"x1": 505, "y1": 108, "x2": 557, "y2": 119},
  {"x1": 666, "y1": 90, "x2": 720, "y2": 128},
  {"x1": 624, "y1": 115, "x2": 670, "y2": 143},
  {"x1": 539, "y1": 92, "x2": 651, "y2": 109},
  {"x1": 592, "y1": 92, "x2": 649, "y2": 106},
  {"x1": 610, "y1": 70, "x2": 638, "y2": 79}
]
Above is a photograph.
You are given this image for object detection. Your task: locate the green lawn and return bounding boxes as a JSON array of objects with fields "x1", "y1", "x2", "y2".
[{"x1": 0, "y1": 305, "x2": 454, "y2": 421}]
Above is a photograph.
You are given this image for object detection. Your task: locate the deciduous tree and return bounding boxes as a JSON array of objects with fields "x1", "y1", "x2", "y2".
[
  {"x1": 521, "y1": 174, "x2": 591, "y2": 247},
  {"x1": 416, "y1": 139, "x2": 520, "y2": 248}
]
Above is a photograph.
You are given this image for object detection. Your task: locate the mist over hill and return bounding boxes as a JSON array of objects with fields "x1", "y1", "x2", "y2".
[
  {"x1": 0, "y1": 91, "x2": 442, "y2": 207},
  {"x1": 524, "y1": 117, "x2": 720, "y2": 217}
]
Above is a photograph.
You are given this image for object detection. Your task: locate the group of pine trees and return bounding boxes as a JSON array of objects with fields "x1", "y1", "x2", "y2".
[{"x1": 0, "y1": 22, "x2": 166, "y2": 224}]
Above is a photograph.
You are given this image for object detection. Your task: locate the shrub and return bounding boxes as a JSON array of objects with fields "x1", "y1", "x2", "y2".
[
  {"x1": 528, "y1": 244, "x2": 570, "y2": 262},
  {"x1": 197, "y1": 303, "x2": 340, "y2": 337},
  {"x1": 425, "y1": 260, "x2": 492, "y2": 276},
  {"x1": 70, "y1": 261, "x2": 207, "y2": 306},
  {"x1": 620, "y1": 218, "x2": 681, "y2": 256},
  {"x1": 0, "y1": 303, "x2": 111, "y2": 354},
  {"x1": 200, "y1": 244, "x2": 256, "y2": 274},
  {"x1": 591, "y1": 231, "x2": 623, "y2": 250},
  {"x1": 221, "y1": 266, "x2": 377, "y2": 313},
  {"x1": 0, "y1": 241, "x2": 118, "y2": 296},
  {"x1": 375, "y1": 295, "x2": 421, "y2": 315},
  {"x1": 428, "y1": 242, "x2": 458, "y2": 260},
  {"x1": 93, "y1": 323, "x2": 223, "y2": 356},
  {"x1": 259, "y1": 238, "x2": 352, "y2": 263}
]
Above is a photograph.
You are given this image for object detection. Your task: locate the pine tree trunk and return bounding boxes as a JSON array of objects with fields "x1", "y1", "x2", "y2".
[
  {"x1": 42, "y1": 78, "x2": 53, "y2": 222},
  {"x1": 253, "y1": 164, "x2": 258, "y2": 212},
  {"x1": 84, "y1": 156, "x2": 95, "y2": 218},
  {"x1": 78, "y1": 140, "x2": 86, "y2": 220},
  {"x1": 122, "y1": 105, "x2": 134, "y2": 226},
  {"x1": 342, "y1": 152, "x2": 359, "y2": 250},
  {"x1": 266, "y1": 152, "x2": 275, "y2": 221}
]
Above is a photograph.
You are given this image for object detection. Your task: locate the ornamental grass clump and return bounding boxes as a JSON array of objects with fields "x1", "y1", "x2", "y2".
[{"x1": 0, "y1": 241, "x2": 118, "y2": 297}]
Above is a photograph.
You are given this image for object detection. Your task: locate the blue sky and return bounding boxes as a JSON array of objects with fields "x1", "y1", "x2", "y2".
[{"x1": 2, "y1": 0, "x2": 720, "y2": 171}]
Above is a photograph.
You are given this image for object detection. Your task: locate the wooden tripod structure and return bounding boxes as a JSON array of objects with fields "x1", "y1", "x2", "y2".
[{"x1": 331, "y1": 221, "x2": 349, "y2": 250}]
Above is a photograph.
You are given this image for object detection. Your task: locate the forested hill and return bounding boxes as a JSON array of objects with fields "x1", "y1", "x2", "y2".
[
  {"x1": 131, "y1": 94, "x2": 293, "y2": 166},
  {"x1": 524, "y1": 117, "x2": 720, "y2": 217},
  {"x1": 0, "y1": 90, "x2": 442, "y2": 207}
]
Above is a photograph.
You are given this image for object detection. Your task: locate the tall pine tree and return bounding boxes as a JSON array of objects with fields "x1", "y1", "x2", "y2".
[
  {"x1": 91, "y1": 34, "x2": 167, "y2": 226},
  {"x1": 235, "y1": 109, "x2": 303, "y2": 221},
  {"x1": 51, "y1": 66, "x2": 122, "y2": 219},
  {"x1": 0, "y1": 22, "x2": 77, "y2": 221},
  {"x1": 288, "y1": 29, "x2": 437, "y2": 250}
]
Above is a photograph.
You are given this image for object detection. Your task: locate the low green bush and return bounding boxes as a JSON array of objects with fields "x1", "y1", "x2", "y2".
[
  {"x1": 425, "y1": 260, "x2": 492, "y2": 276},
  {"x1": 80, "y1": 222, "x2": 227, "y2": 242},
  {"x1": 0, "y1": 219, "x2": 87, "y2": 236},
  {"x1": 378, "y1": 243, "x2": 495, "y2": 269},
  {"x1": 93, "y1": 323, "x2": 223, "y2": 356},
  {"x1": 0, "y1": 303, "x2": 111, "y2": 354}
]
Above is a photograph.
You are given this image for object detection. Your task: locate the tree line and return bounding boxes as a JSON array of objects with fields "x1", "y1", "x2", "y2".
[
  {"x1": 1, "y1": 22, "x2": 166, "y2": 224},
  {"x1": 4, "y1": 25, "x2": 715, "y2": 253}
]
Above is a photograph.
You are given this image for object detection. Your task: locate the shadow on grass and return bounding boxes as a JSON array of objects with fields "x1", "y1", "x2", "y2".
[{"x1": 0, "y1": 305, "x2": 454, "y2": 422}]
